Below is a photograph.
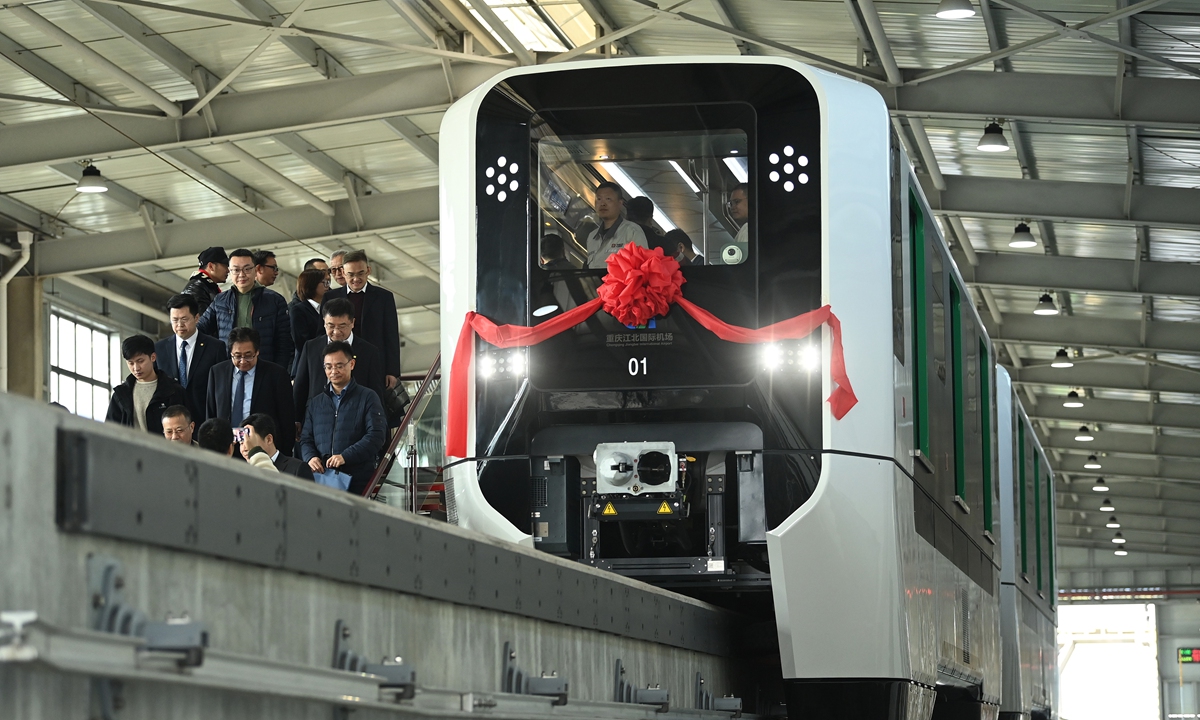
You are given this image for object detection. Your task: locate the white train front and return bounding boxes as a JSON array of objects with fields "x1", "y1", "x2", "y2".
[{"x1": 437, "y1": 56, "x2": 1058, "y2": 720}]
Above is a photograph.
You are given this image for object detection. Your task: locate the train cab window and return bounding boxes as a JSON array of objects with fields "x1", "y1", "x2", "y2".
[{"x1": 534, "y1": 127, "x2": 751, "y2": 270}]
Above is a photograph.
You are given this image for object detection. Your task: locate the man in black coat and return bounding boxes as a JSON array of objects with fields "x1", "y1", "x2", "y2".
[
  {"x1": 294, "y1": 298, "x2": 386, "y2": 425},
  {"x1": 241, "y1": 413, "x2": 313, "y2": 480},
  {"x1": 322, "y1": 249, "x2": 400, "y2": 388},
  {"x1": 106, "y1": 335, "x2": 187, "y2": 435},
  {"x1": 205, "y1": 327, "x2": 296, "y2": 455},
  {"x1": 181, "y1": 246, "x2": 228, "y2": 316},
  {"x1": 155, "y1": 294, "x2": 226, "y2": 424}
]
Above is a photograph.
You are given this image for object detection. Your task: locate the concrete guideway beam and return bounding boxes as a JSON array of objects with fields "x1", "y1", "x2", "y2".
[
  {"x1": 925, "y1": 174, "x2": 1200, "y2": 232},
  {"x1": 36, "y1": 186, "x2": 439, "y2": 276},
  {"x1": 0, "y1": 63, "x2": 505, "y2": 171},
  {"x1": 884, "y1": 70, "x2": 1200, "y2": 130}
]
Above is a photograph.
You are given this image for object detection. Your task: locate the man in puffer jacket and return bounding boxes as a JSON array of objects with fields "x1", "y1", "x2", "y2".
[
  {"x1": 198, "y1": 248, "x2": 294, "y2": 369},
  {"x1": 300, "y1": 340, "x2": 386, "y2": 495}
]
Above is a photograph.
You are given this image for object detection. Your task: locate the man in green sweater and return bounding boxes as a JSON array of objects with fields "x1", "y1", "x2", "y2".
[{"x1": 105, "y1": 335, "x2": 186, "y2": 435}]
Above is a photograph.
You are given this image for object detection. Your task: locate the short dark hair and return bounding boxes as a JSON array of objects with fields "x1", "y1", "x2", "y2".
[
  {"x1": 252, "y1": 250, "x2": 276, "y2": 267},
  {"x1": 323, "y1": 340, "x2": 354, "y2": 362},
  {"x1": 242, "y1": 413, "x2": 276, "y2": 443},
  {"x1": 342, "y1": 249, "x2": 368, "y2": 266},
  {"x1": 626, "y1": 196, "x2": 653, "y2": 222},
  {"x1": 297, "y1": 269, "x2": 325, "y2": 302},
  {"x1": 227, "y1": 327, "x2": 261, "y2": 350},
  {"x1": 166, "y1": 293, "x2": 199, "y2": 316},
  {"x1": 162, "y1": 404, "x2": 192, "y2": 424},
  {"x1": 595, "y1": 181, "x2": 623, "y2": 200},
  {"x1": 540, "y1": 234, "x2": 565, "y2": 260},
  {"x1": 665, "y1": 229, "x2": 693, "y2": 254},
  {"x1": 322, "y1": 298, "x2": 355, "y2": 320},
  {"x1": 229, "y1": 248, "x2": 253, "y2": 261},
  {"x1": 303, "y1": 257, "x2": 327, "y2": 270},
  {"x1": 120, "y1": 334, "x2": 155, "y2": 360},
  {"x1": 197, "y1": 417, "x2": 232, "y2": 454},
  {"x1": 731, "y1": 182, "x2": 748, "y2": 195}
]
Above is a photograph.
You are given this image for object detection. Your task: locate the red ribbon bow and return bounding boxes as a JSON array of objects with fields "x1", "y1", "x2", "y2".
[{"x1": 446, "y1": 243, "x2": 857, "y2": 459}]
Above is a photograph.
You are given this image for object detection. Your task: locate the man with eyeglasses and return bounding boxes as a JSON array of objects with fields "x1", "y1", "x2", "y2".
[
  {"x1": 253, "y1": 250, "x2": 280, "y2": 288},
  {"x1": 293, "y1": 298, "x2": 385, "y2": 430},
  {"x1": 198, "y1": 248, "x2": 294, "y2": 370},
  {"x1": 155, "y1": 294, "x2": 226, "y2": 424},
  {"x1": 727, "y1": 183, "x2": 750, "y2": 264},
  {"x1": 328, "y1": 250, "x2": 347, "y2": 289},
  {"x1": 300, "y1": 340, "x2": 387, "y2": 494},
  {"x1": 205, "y1": 327, "x2": 296, "y2": 455},
  {"x1": 323, "y1": 249, "x2": 401, "y2": 389}
]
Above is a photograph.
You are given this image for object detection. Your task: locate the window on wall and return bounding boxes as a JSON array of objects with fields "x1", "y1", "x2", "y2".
[{"x1": 48, "y1": 311, "x2": 121, "y2": 420}]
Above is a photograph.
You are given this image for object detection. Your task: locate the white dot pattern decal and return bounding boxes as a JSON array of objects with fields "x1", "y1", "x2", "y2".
[
  {"x1": 485, "y1": 155, "x2": 520, "y2": 202},
  {"x1": 765, "y1": 146, "x2": 812, "y2": 191}
]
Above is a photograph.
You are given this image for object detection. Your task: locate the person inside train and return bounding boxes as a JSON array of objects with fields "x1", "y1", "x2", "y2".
[
  {"x1": 540, "y1": 234, "x2": 575, "y2": 270},
  {"x1": 180, "y1": 246, "x2": 228, "y2": 316},
  {"x1": 105, "y1": 334, "x2": 186, "y2": 436},
  {"x1": 585, "y1": 182, "x2": 648, "y2": 269},
  {"x1": 196, "y1": 417, "x2": 234, "y2": 456},
  {"x1": 627, "y1": 196, "x2": 666, "y2": 253},
  {"x1": 729, "y1": 183, "x2": 749, "y2": 259},
  {"x1": 156, "y1": 293, "x2": 225, "y2": 425},
  {"x1": 667, "y1": 229, "x2": 703, "y2": 266},
  {"x1": 253, "y1": 250, "x2": 280, "y2": 288},
  {"x1": 241, "y1": 413, "x2": 312, "y2": 479},
  {"x1": 161, "y1": 405, "x2": 196, "y2": 445}
]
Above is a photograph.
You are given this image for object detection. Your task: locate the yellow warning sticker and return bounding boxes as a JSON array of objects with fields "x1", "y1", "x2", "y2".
[
  {"x1": 602, "y1": 502, "x2": 618, "y2": 516},
  {"x1": 657, "y1": 502, "x2": 673, "y2": 515}
]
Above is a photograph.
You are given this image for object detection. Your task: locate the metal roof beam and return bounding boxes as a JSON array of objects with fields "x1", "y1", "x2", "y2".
[
  {"x1": 1010, "y1": 361, "x2": 1200, "y2": 396},
  {"x1": 1030, "y1": 396, "x2": 1200, "y2": 433},
  {"x1": 227, "y1": 0, "x2": 352, "y2": 79},
  {"x1": 0, "y1": 63, "x2": 502, "y2": 171},
  {"x1": 46, "y1": 163, "x2": 184, "y2": 225},
  {"x1": 381, "y1": 116, "x2": 440, "y2": 165},
  {"x1": 270, "y1": 132, "x2": 378, "y2": 195},
  {"x1": 36, "y1": 186, "x2": 438, "y2": 276},
  {"x1": 965, "y1": 252, "x2": 1200, "y2": 300},
  {"x1": 574, "y1": 0, "x2": 636, "y2": 56},
  {"x1": 1059, "y1": 521, "x2": 1200, "y2": 545},
  {"x1": 163, "y1": 149, "x2": 281, "y2": 212},
  {"x1": 986, "y1": 313, "x2": 1200, "y2": 356},
  {"x1": 0, "y1": 193, "x2": 76, "y2": 237},
  {"x1": 1058, "y1": 537, "x2": 1200, "y2": 559},
  {"x1": 886, "y1": 70, "x2": 1200, "y2": 130},
  {"x1": 925, "y1": 174, "x2": 1200, "y2": 232},
  {"x1": 0, "y1": 29, "x2": 111, "y2": 107},
  {"x1": 1041, "y1": 429, "x2": 1200, "y2": 463}
]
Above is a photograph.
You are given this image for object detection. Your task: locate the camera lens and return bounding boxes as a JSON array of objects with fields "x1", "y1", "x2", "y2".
[{"x1": 637, "y1": 452, "x2": 672, "y2": 486}]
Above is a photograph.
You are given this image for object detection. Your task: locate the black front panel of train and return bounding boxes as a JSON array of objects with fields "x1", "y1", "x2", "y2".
[{"x1": 473, "y1": 64, "x2": 823, "y2": 540}]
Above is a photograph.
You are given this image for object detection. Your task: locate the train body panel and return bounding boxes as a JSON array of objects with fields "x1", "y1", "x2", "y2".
[{"x1": 436, "y1": 56, "x2": 1056, "y2": 720}]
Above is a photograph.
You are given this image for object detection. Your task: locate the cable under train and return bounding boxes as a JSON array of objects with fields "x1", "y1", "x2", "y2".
[{"x1": 436, "y1": 56, "x2": 1058, "y2": 720}]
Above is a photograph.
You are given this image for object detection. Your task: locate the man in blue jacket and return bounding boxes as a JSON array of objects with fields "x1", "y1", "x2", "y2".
[
  {"x1": 300, "y1": 340, "x2": 387, "y2": 494},
  {"x1": 198, "y1": 248, "x2": 293, "y2": 369}
]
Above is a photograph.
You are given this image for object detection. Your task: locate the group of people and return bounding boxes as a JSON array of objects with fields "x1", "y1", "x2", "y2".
[
  {"x1": 576, "y1": 182, "x2": 749, "y2": 270},
  {"x1": 105, "y1": 245, "x2": 400, "y2": 495}
]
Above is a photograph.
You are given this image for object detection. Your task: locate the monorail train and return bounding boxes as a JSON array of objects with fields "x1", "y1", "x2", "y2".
[{"x1": 437, "y1": 56, "x2": 1057, "y2": 720}]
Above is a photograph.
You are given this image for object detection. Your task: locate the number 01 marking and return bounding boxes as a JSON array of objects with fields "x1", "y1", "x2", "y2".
[{"x1": 627, "y1": 357, "x2": 647, "y2": 376}]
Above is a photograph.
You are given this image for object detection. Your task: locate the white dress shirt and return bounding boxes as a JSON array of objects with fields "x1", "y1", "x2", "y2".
[{"x1": 175, "y1": 330, "x2": 198, "y2": 380}]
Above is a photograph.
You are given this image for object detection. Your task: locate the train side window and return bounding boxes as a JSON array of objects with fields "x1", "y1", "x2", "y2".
[
  {"x1": 979, "y1": 339, "x2": 994, "y2": 536},
  {"x1": 1046, "y1": 467, "x2": 1055, "y2": 604},
  {"x1": 1018, "y1": 418, "x2": 1028, "y2": 577},
  {"x1": 950, "y1": 281, "x2": 966, "y2": 502},
  {"x1": 1034, "y1": 457, "x2": 1042, "y2": 592},
  {"x1": 930, "y1": 244, "x2": 946, "y2": 386},
  {"x1": 908, "y1": 192, "x2": 930, "y2": 460}
]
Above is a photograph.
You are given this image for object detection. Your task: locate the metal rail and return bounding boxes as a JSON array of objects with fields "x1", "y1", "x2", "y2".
[{"x1": 364, "y1": 354, "x2": 442, "y2": 499}]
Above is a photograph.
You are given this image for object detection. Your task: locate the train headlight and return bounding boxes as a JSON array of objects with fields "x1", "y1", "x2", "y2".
[
  {"x1": 479, "y1": 355, "x2": 495, "y2": 377},
  {"x1": 762, "y1": 344, "x2": 783, "y2": 370},
  {"x1": 800, "y1": 343, "x2": 820, "y2": 371},
  {"x1": 509, "y1": 351, "x2": 525, "y2": 376}
]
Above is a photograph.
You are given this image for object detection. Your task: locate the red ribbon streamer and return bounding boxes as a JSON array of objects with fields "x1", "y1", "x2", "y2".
[{"x1": 445, "y1": 298, "x2": 857, "y2": 460}]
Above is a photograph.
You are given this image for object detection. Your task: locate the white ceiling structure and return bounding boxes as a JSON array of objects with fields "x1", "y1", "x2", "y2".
[{"x1": 2, "y1": 0, "x2": 1200, "y2": 585}]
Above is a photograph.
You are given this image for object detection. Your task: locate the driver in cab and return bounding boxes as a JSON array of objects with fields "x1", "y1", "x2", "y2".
[{"x1": 585, "y1": 182, "x2": 648, "y2": 269}]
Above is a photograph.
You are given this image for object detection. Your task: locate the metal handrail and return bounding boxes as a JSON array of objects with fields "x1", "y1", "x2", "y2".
[{"x1": 362, "y1": 354, "x2": 441, "y2": 499}]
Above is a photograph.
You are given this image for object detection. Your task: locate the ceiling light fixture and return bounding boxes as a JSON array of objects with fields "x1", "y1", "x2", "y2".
[
  {"x1": 1009, "y1": 222, "x2": 1037, "y2": 248},
  {"x1": 1063, "y1": 390, "x2": 1084, "y2": 408},
  {"x1": 75, "y1": 164, "x2": 109, "y2": 193},
  {"x1": 1106, "y1": 516, "x2": 1121, "y2": 529},
  {"x1": 1052, "y1": 348, "x2": 1074, "y2": 368},
  {"x1": 1092, "y1": 477, "x2": 1108, "y2": 492},
  {"x1": 1077, "y1": 426, "x2": 1096, "y2": 442},
  {"x1": 668, "y1": 160, "x2": 701, "y2": 194},
  {"x1": 936, "y1": 0, "x2": 976, "y2": 19},
  {"x1": 1111, "y1": 532, "x2": 1126, "y2": 544},
  {"x1": 977, "y1": 122, "x2": 1010, "y2": 152},
  {"x1": 1114, "y1": 547, "x2": 1128, "y2": 556},
  {"x1": 1084, "y1": 454, "x2": 1102, "y2": 470},
  {"x1": 1033, "y1": 293, "x2": 1059, "y2": 316},
  {"x1": 1099, "y1": 499, "x2": 1114, "y2": 512},
  {"x1": 723, "y1": 156, "x2": 749, "y2": 183}
]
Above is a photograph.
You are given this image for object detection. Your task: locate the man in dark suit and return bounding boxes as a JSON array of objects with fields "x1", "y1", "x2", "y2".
[
  {"x1": 323, "y1": 249, "x2": 400, "y2": 389},
  {"x1": 205, "y1": 327, "x2": 296, "y2": 455},
  {"x1": 294, "y1": 298, "x2": 386, "y2": 425},
  {"x1": 156, "y1": 294, "x2": 226, "y2": 424},
  {"x1": 241, "y1": 413, "x2": 313, "y2": 480}
]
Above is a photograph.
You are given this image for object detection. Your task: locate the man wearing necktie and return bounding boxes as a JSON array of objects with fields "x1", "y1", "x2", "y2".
[
  {"x1": 205, "y1": 327, "x2": 296, "y2": 455},
  {"x1": 155, "y1": 294, "x2": 225, "y2": 424},
  {"x1": 322, "y1": 249, "x2": 401, "y2": 390}
]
